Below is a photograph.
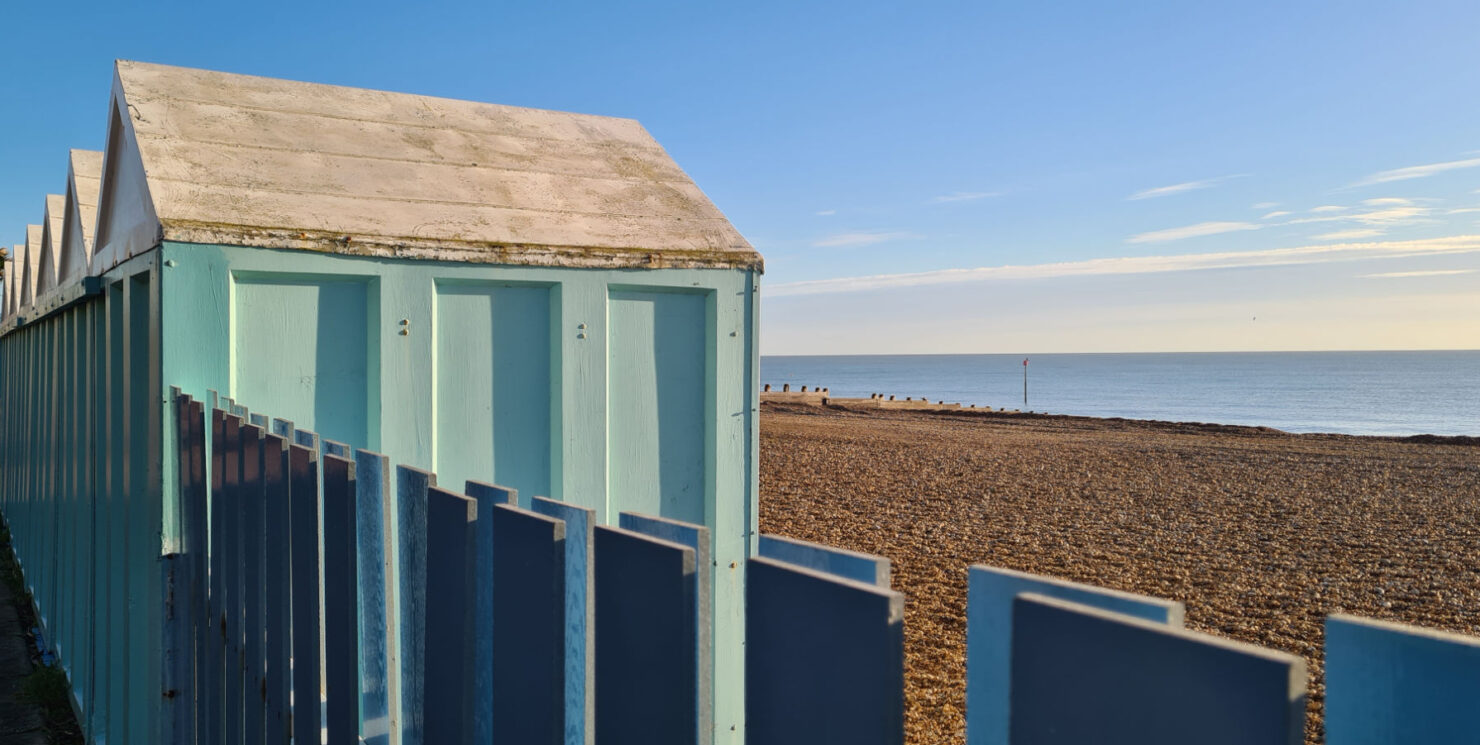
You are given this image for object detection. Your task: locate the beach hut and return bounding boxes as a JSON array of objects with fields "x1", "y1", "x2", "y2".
[
  {"x1": 2, "y1": 250, "x2": 13, "y2": 318},
  {"x1": 58, "y1": 149, "x2": 103, "y2": 287},
  {"x1": 17, "y1": 224, "x2": 41, "y2": 309},
  {"x1": 36, "y1": 194, "x2": 64, "y2": 299},
  {"x1": 0, "y1": 59, "x2": 761, "y2": 743}
]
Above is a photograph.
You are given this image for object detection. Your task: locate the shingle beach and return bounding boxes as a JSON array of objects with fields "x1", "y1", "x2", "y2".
[{"x1": 760, "y1": 402, "x2": 1480, "y2": 745}]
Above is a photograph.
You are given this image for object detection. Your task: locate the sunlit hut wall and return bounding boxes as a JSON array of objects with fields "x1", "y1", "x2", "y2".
[{"x1": 89, "y1": 60, "x2": 759, "y2": 741}]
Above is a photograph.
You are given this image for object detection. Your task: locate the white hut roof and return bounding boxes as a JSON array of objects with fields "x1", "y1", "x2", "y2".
[
  {"x1": 97, "y1": 60, "x2": 759, "y2": 272},
  {"x1": 59, "y1": 150, "x2": 103, "y2": 285},
  {"x1": 36, "y1": 194, "x2": 64, "y2": 296},
  {"x1": 20, "y1": 225, "x2": 42, "y2": 308}
]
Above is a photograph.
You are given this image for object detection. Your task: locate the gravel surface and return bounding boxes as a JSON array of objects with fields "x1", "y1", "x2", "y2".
[{"x1": 759, "y1": 403, "x2": 1480, "y2": 745}]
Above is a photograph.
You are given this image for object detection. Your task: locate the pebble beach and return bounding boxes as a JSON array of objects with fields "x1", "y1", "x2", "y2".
[{"x1": 759, "y1": 402, "x2": 1480, "y2": 745}]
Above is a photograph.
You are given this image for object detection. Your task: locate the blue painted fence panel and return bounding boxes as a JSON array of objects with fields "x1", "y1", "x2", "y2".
[
  {"x1": 757, "y1": 534, "x2": 890, "y2": 587},
  {"x1": 746, "y1": 553, "x2": 904, "y2": 745},
  {"x1": 617, "y1": 511, "x2": 713, "y2": 738},
  {"x1": 262, "y1": 433, "x2": 292, "y2": 745},
  {"x1": 354, "y1": 449, "x2": 391, "y2": 745},
  {"x1": 965, "y1": 564, "x2": 1185, "y2": 745},
  {"x1": 593, "y1": 524, "x2": 700, "y2": 745},
  {"x1": 1325, "y1": 613, "x2": 1480, "y2": 744},
  {"x1": 424, "y1": 487, "x2": 478, "y2": 745},
  {"x1": 529, "y1": 496, "x2": 596, "y2": 745},
  {"x1": 222, "y1": 413, "x2": 245, "y2": 745},
  {"x1": 291, "y1": 443, "x2": 325, "y2": 745},
  {"x1": 1010, "y1": 594, "x2": 1306, "y2": 745},
  {"x1": 491, "y1": 503, "x2": 566, "y2": 745},
  {"x1": 464, "y1": 480, "x2": 516, "y2": 745},
  {"x1": 241, "y1": 423, "x2": 266, "y2": 745},
  {"x1": 321, "y1": 453, "x2": 358, "y2": 745},
  {"x1": 393, "y1": 465, "x2": 435, "y2": 745}
]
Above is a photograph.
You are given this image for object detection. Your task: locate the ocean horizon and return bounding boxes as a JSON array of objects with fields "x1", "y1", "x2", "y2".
[{"x1": 761, "y1": 350, "x2": 1480, "y2": 437}]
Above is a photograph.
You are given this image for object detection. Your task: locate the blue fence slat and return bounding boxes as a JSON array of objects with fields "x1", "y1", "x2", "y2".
[
  {"x1": 354, "y1": 449, "x2": 391, "y2": 745},
  {"x1": 241, "y1": 424, "x2": 267, "y2": 745},
  {"x1": 1010, "y1": 593, "x2": 1306, "y2": 745},
  {"x1": 392, "y1": 465, "x2": 435, "y2": 745},
  {"x1": 965, "y1": 564, "x2": 1184, "y2": 745},
  {"x1": 250, "y1": 413, "x2": 269, "y2": 429},
  {"x1": 262, "y1": 434, "x2": 291, "y2": 745},
  {"x1": 424, "y1": 487, "x2": 478, "y2": 745},
  {"x1": 746, "y1": 554, "x2": 905, "y2": 745},
  {"x1": 491, "y1": 503, "x2": 566, "y2": 745},
  {"x1": 168, "y1": 393, "x2": 194, "y2": 745},
  {"x1": 186, "y1": 397, "x2": 209, "y2": 745},
  {"x1": 322, "y1": 438, "x2": 351, "y2": 459},
  {"x1": 593, "y1": 525, "x2": 701, "y2": 745},
  {"x1": 1325, "y1": 614, "x2": 1480, "y2": 744},
  {"x1": 222, "y1": 413, "x2": 245, "y2": 745},
  {"x1": 293, "y1": 428, "x2": 320, "y2": 453},
  {"x1": 270, "y1": 418, "x2": 294, "y2": 441},
  {"x1": 290, "y1": 445, "x2": 326, "y2": 745},
  {"x1": 206, "y1": 406, "x2": 227, "y2": 745},
  {"x1": 463, "y1": 480, "x2": 516, "y2": 745},
  {"x1": 757, "y1": 534, "x2": 890, "y2": 587},
  {"x1": 617, "y1": 512, "x2": 712, "y2": 737},
  {"x1": 320, "y1": 453, "x2": 357, "y2": 745},
  {"x1": 528, "y1": 496, "x2": 595, "y2": 745}
]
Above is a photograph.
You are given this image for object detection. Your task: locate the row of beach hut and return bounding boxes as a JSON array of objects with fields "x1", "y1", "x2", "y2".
[{"x1": 5, "y1": 150, "x2": 104, "y2": 320}]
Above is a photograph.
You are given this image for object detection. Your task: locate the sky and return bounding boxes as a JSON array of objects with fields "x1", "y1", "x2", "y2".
[{"x1": 1, "y1": 1, "x2": 1477, "y2": 354}]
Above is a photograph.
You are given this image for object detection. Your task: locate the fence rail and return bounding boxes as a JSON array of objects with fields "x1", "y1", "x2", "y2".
[{"x1": 4, "y1": 387, "x2": 1480, "y2": 744}]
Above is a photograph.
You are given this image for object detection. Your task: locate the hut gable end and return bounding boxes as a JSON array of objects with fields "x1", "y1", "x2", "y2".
[
  {"x1": 59, "y1": 149, "x2": 104, "y2": 285},
  {"x1": 19, "y1": 225, "x2": 42, "y2": 309},
  {"x1": 36, "y1": 194, "x2": 65, "y2": 298},
  {"x1": 108, "y1": 60, "x2": 760, "y2": 271},
  {"x1": 92, "y1": 76, "x2": 163, "y2": 276}
]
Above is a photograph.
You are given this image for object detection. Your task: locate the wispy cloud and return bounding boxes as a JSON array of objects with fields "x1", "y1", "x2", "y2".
[
  {"x1": 1352, "y1": 157, "x2": 1480, "y2": 187},
  {"x1": 1262, "y1": 210, "x2": 1291, "y2": 219},
  {"x1": 1315, "y1": 228, "x2": 1384, "y2": 241},
  {"x1": 1288, "y1": 205, "x2": 1433, "y2": 227},
  {"x1": 1252, "y1": 202, "x2": 1279, "y2": 210},
  {"x1": 1363, "y1": 197, "x2": 1413, "y2": 207},
  {"x1": 811, "y1": 230, "x2": 920, "y2": 248},
  {"x1": 932, "y1": 191, "x2": 999, "y2": 203},
  {"x1": 768, "y1": 236, "x2": 1480, "y2": 297},
  {"x1": 815, "y1": 209, "x2": 836, "y2": 216},
  {"x1": 1446, "y1": 207, "x2": 1480, "y2": 215},
  {"x1": 1363, "y1": 269, "x2": 1476, "y2": 279},
  {"x1": 1128, "y1": 175, "x2": 1242, "y2": 201},
  {"x1": 1126, "y1": 221, "x2": 1260, "y2": 244},
  {"x1": 1310, "y1": 205, "x2": 1346, "y2": 213}
]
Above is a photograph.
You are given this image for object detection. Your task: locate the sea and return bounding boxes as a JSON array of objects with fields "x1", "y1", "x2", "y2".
[{"x1": 761, "y1": 351, "x2": 1480, "y2": 437}]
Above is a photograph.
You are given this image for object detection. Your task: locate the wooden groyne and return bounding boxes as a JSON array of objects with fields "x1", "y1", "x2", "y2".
[{"x1": 760, "y1": 384, "x2": 1024, "y2": 413}]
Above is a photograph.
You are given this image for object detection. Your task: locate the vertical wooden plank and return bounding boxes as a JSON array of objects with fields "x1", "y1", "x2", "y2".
[
  {"x1": 222, "y1": 413, "x2": 244, "y2": 745},
  {"x1": 490, "y1": 503, "x2": 565, "y2": 745},
  {"x1": 353, "y1": 449, "x2": 391, "y2": 745},
  {"x1": 262, "y1": 434, "x2": 291, "y2": 745},
  {"x1": 322, "y1": 439, "x2": 351, "y2": 460},
  {"x1": 618, "y1": 511, "x2": 713, "y2": 739},
  {"x1": 249, "y1": 413, "x2": 269, "y2": 430},
  {"x1": 205, "y1": 407, "x2": 228, "y2": 745},
  {"x1": 391, "y1": 466, "x2": 435, "y2": 745},
  {"x1": 241, "y1": 424, "x2": 267, "y2": 745},
  {"x1": 1325, "y1": 614, "x2": 1480, "y2": 744},
  {"x1": 464, "y1": 480, "x2": 516, "y2": 745},
  {"x1": 424, "y1": 487, "x2": 478, "y2": 745},
  {"x1": 269, "y1": 418, "x2": 294, "y2": 441},
  {"x1": 746, "y1": 555, "x2": 904, "y2": 745},
  {"x1": 161, "y1": 553, "x2": 189, "y2": 745},
  {"x1": 320, "y1": 453, "x2": 356, "y2": 745},
  {"x1": 187, "y1": 398, "x2": 209, "y2": 745},
  {"x1": 593, "y1": 525, "x2": 700, "y2": 745},
  {"x1": 528, "y1": 496, "x2": 596, "y2": 745},
  {"x1": 289, "y1": 443, "x2": 324, "y2": 745}
]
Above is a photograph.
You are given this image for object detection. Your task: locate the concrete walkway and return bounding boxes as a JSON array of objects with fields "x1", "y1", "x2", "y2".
[{"x1": 0, "y1": 578, "x2": 46, "y2": 745}]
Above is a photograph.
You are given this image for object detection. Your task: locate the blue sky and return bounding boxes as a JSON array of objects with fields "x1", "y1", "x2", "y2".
[{"x1": 2, "y1": 1, "x2": 1477, "y2": 353}]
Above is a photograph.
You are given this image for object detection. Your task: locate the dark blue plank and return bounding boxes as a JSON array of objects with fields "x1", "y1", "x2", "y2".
[
  {"x1": 321, "y1": 453, "x2": 358, "y2": 745},
  {"x1": 746, "y1": 555, "x2": 904, "y2": 745},
  {"x1": 491, "y1": 503, "x2": 566, "y2": 745},
  {"x1": 757, "y1": 534, "x2": 890, "y2": 588},
  {"x1": 529, "y1": 497, "x2": 595, "y2": 745},
  {"x1": 222, "y1": 413, "x2": 245, "y2": 745},
  {"x1": 424, "y1": 487, "x2": 478, "y2": 745},
  {"x1": 262, "y1": 433, "x2": 291, "y2": 745},
  {"x1": 1010, "y1": 594, "x2": 1306, "y2": 745},
  {"x1": 354, "y1": 449, "x2": 392, "y2": 745},
  {"x1": 1325, "y1": 614, "x2": 1480, "y2": 744},
  {"x1": 593, "y1": 525, "x2": 699, "y2": 745},
  {"x1": 464, "y1": 480, "x2": 516, "y2": 745},
  {"x1": 290, "y1": 445, "x2": 325, "y2": 745},
  {"x1": 294, "y1": 428, "x2": 320, "y2": 453},
  {"x1": 393, "y1": 465, "x2": 435, "y2": 745},
  {"x1": 322, "y1": 438, "x2": 351, "y2": 459},
  {"x1": 240, "y1": 424, "x2": 267, "y2": 745},
  {"x1": 206, "y1": 406, "x2": 227, "y2": 745},
  {"x1": 270, "y1": 418, "x2": 294, "y2": 441}
]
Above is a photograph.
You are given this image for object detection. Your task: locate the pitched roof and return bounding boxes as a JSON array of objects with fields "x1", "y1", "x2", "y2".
[
  {"x1": 96, "y1": 60, "x2": 759, "y2": 272},
  {"x1": 36, "y1": 194, "x2": 64, "y2": 297},
  {"x1": 59, "y1": 150, "x2": 103, "y2": 285},
  {"x1": 19, "y1": 225, "x2": 42, "y2": 309}
]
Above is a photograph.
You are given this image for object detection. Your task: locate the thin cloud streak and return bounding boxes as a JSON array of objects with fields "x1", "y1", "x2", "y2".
[
  {"x1": 1128, "y1": 175, "x2": 1240, "y2": 201},
  {"x1": 811, "y1": 230, "x2": 920, "y2": 248},
  {"x1": 932, "y1": 191, "x2": 999, "y2": 203},
  {"x1": 1126, "y1": 221, "x2": 1260, "y2": 244},
  {"x1": 768, "y1": 236, "x2": 1480, "y2": 297},
  {"x1": 1363, "y1": 269, "x2": 1475, "y2": 278},
  {"x1": 1315, "y1": 228, "x2": 1383, "y2": 241},
  {"x1": 1353, "y1": 157, "x2": 1480, "y2": 186},
  {"x1": 1262, "y1": 210, "x2": 1291, "y2": 219}
]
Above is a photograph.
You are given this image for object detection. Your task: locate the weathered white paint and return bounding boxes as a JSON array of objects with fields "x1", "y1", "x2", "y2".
[
  {"x1": 37, "y1": 194, "x2": 66, "y2": 299},
  {"x1": 19, "y1": 225, "x2": 43, "y2": 309},
  {"x1": 93, "y1": 60, "x2": 760, "y2": 274},
  {"x1": 60, "y1": 150, "x2": 104, "y2": 286}
]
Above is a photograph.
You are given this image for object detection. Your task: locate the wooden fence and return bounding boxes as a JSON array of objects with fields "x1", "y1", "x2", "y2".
[{"x1": 5, "y1": 386, "x2": 1480, "y2": 743}]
